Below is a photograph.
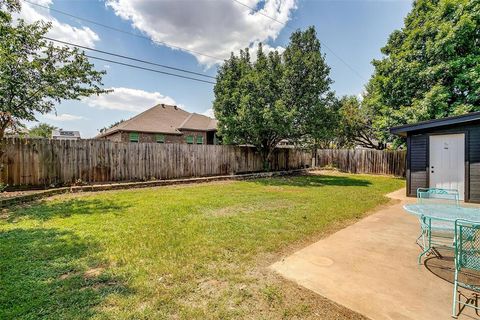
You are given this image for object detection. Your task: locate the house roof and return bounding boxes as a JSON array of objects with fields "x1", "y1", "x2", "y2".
[
  {"x1": 52, "y1": 130, "x2": 81, "y2": 138},
  {"x1": 390, "y1": 111, "x2": 480, "y2": 137},
  {"x1": 179, "y1": 113, "x2": 218, "y2": 131},
  {"x1": 97, "y1": 104, "x2": 217, "y2": 138}
]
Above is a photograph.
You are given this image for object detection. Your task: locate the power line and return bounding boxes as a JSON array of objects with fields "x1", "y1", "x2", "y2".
[
  {"x1": 24, "y1": 0, "x2": 365, "y2": 81},
  {"x1": 23, "y1": 0, "x2": 225, "y2": 62},
  {"x1": 232, "y1": 0, "x2": 288, "y2": 26},
  {"x1": 44, "y1": 37, "x2": 216, "y2": 79},
  {"x1": 231, "y1": 0, "x2": 367, "y2": 81},
  {"x1": 85, "y1": 55, "x2": 216, "y2": 85}
]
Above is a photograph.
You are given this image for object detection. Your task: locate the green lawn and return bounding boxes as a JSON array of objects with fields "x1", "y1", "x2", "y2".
[{"x1": 0, "y1": 172, "x2": 403, "y2": 319}]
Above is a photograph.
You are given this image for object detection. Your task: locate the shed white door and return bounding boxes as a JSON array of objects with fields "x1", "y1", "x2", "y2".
[{"x1": 429, "y1": 134, "x2": 465, "y2": 200}]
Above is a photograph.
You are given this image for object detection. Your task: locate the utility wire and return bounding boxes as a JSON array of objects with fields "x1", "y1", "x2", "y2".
[
  {"x1": 231, "y1": 0, "x2": 367, "y2": 81},
  {"x1": 85, "y1": 55, "x2": 216, "y2": 85},
  {"x1": 23, "y1": 0, "x2": 225, "y2": 62},
  {"x1": 44, "y1": 37, "x2": 216, "y2": 79},
  {"x1": 24, "y1": 0, "x2": 365, "y2": 82}
]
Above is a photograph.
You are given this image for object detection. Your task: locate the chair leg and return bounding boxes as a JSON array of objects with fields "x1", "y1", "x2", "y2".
[
  {"x1": 475, "y1": 294, "x2": 480, "y2": 316},
  {"x1": 418, "y1": 229, "x2": 430, "y2": 265},
  {"x1": 452, "y1": 268, "x2": 459, "y2": 318}
]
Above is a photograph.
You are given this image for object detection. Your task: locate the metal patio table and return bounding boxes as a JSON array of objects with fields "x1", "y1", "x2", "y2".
[{"x1": 403, "y1": 204, "x2": 480, "y2": 263}]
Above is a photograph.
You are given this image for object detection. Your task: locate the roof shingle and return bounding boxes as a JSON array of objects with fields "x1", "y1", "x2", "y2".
[{"x1": 97, "y1": 104, "x2": 217, "y2": 138}]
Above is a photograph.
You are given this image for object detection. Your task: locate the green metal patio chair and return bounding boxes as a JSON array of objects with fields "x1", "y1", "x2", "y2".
[
  {"x1": 417, "y1": 188, "x2": 459, "y2": 205},
  {"x1": 416, "y1": 188, "x2": 459, "y2": 264},
  {"x1": 452, "y1": 219, "x2": 480, "y2": 318}
]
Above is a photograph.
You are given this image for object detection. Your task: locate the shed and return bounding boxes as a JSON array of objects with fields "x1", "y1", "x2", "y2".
[{"x1": 390, "y1": 112, "x2": 480, "y2": 202}]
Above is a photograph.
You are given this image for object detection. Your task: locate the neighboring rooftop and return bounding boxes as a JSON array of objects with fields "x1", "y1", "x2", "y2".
[
  {"x1": 52, "y1": 129, "x2": 81, "y2": 140},
  {"x1": 97, "y1": 104, "x2": 218, "y2": 138},
  {"x1": 390, "y1": 111, "x2": 480, "y2": 136}
]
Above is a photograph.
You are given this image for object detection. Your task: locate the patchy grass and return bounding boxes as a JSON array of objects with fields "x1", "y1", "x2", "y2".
[{"x1": 0, "y1": 172, "x2": 404, "y2": 319}]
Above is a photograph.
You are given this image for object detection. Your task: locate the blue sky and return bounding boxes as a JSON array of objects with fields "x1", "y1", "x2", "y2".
[{"x1": 20, "y1": 0, "x2": 412, "y2": 138}]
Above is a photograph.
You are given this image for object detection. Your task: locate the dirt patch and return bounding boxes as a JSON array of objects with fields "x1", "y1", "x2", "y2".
[
  {"x1": 0, "y1": 190, "x2": 45, "y2": 199},
  {"x1": 84, "y1": 267, "x2": 105, "y2": 279},
  {"x1": 0, "y1": 209, "x2": 9, "y2": 219},
  {"x1": 59, "y1": 273, "x2": 71, "y2": 280},
  {"x1": 197, "y1": 278, "x2": 229, "y2": 295}
]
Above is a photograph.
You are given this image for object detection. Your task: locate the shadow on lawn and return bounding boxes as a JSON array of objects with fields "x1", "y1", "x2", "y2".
[
  {"x1": 0, "y1": 228, "x2": 131, "y2": 319},
  {"x1": 253, "y1": 174, "x2": 372, "y2": 188},
  {"x1": 6, "y1": 197, "x2": 132, "y2": 222}
]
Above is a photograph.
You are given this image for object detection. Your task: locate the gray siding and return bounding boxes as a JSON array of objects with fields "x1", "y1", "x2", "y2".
[
  {"x1": 409, "y1": 134, "x2": 428, "y2": 196},
  {"x1": 469, "y1": 127, "x2": 480, "y2": 202},
  {"x1": 405, "y1": 120, "x2": 480, "y2": 202}
]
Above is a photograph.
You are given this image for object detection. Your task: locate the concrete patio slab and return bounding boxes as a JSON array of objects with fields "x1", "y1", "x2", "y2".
[{"x1": 271, "y1": 188, "x2": 480, "y2": 320}]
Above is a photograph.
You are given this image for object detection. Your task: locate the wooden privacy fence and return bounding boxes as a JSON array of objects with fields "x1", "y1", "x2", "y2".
[
  {"x1": 1, "y1": 139, "x2": 406, "y2": 189},
  {"x1": 1, "y1": 138, "x2": 311, "y2": 188},
  {"x1": 315, "y1": 149, "x2": 406, "y2": 177}
]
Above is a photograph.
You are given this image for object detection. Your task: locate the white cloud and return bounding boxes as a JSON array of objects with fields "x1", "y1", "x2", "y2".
[
  {"x1": 106, "y1": 0, "x2": 297, "y2": 66},
  {"x1": 43, "y1": 113, "x2": 85, "y2": 121},
  {"x1": 84, "y1": 87, "x2": 177, "y2": 113},
  {"x1": 16, "y1": 0, "x2": 100, "y2": 47},
  {"x1": 202, "y1": 108, "x2": 215, "y2": 118}
]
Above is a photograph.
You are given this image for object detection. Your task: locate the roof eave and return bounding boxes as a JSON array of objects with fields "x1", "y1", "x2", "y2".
[
  {"x1": 179, "y1": 127, "x2": 217, "y2": 132},
  {"x1": 96, "y1": 128, "x2": 119, "y2": 138},
  {"x1": 97, "y1": 129, "x2": 184, "y2": 137},
  {"x1": 390, "y1": 111, "x2": 480, "y2": 136}
]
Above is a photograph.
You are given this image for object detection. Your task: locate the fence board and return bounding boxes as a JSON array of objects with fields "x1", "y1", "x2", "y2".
[
  {"x1": 1, "y1": 138, "x2": 311, "y2": 188},
  {"x1": 1, "y1": 139, "x2": 406, "y2": 189},
  {"x1": 315, "y1": 148, "x2": 406, "y2": 177}
]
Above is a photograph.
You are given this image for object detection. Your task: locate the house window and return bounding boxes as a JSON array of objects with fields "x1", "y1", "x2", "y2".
[
  {"x1": 196, "y1": 135, "x2": 203, "y2": 144},
  {"x1": 129, "y1": 132, "x2": 139, "y2": 142},
  {"x1": 185, "y1": 135, "x2": 194, "y2": 144},
  {"x1": 156, "y1": 134, "x2": 165, "y2": 143}
]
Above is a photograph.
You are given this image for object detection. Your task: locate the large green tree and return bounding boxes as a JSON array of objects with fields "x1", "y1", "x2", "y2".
[
  {"x1": 214, "y1": 45, "x2": 291, "y2": 170},
  {"x1": 0, "y1": 0, "x2": 106, "y2": 139},
  {"x1": 213, "y1": 26, "x2": 336, "y2": 169},
  {"x1": 362, "y1": 0, "x2": 480, "y2": 146},
  {"x1": 282, "y1": 27, "x2": 338, "y2": 149}
]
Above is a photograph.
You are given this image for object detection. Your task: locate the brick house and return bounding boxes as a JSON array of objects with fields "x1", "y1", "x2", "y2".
[{"x1": 96, "y1": 104, "x2": 218, "y2": 144}]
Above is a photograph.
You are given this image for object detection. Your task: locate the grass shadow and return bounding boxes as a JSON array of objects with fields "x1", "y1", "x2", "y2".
[
  {"x1": 0, "y1": 228, "x2": 131, "y2": 319},
  {"x1": 252, "y1": 173, "x2": 372, "y2": 188},
  {"x1": 5, "y1": 197, "x2": 132, "y2": 222}
]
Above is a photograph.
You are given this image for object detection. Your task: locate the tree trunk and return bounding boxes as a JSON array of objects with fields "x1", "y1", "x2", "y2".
[
  {"x1": 311, "y1": 146, "x2": 318, "y2": 168},
  {"x1": 0, "y1": 118, "x2": 9, "y2": 189},
  {"x1": 260, "y1": 146, "x2": 274, "y2": 172}
]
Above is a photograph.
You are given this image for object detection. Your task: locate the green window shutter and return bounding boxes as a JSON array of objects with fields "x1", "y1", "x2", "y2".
[
  {"x1": 186, "y1": 135, "x2": 194, "y2": 144},
  {"x1": 196, "y1": 135, "x2": 203, "y2": 144},
  {"x1": 156, "y1": 134, "x2": 165, "y2": 143},
  {"x1": 129, "y1": 132, "x2": 139, "y2": 142}
]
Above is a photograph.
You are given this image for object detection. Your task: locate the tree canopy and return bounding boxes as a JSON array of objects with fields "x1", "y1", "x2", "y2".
[
  {"x1": 282, "y1": 27, "x2": 338, "y2": 149},
  {"x1": 0, "y1": 0, "x2": 106, "y2": 139},
  {"x1": 336, "y1": 95, "x2": 387, "y2": 149},
  {"x1": 213, "y1": 26, "x2": 336, "y2": 168},
  {"x1": 360, "y1": 0, "x2": 480, "y2": 147},
  {"x1": 28, "y1": 123, "x2": 57, "y2": 138}
]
